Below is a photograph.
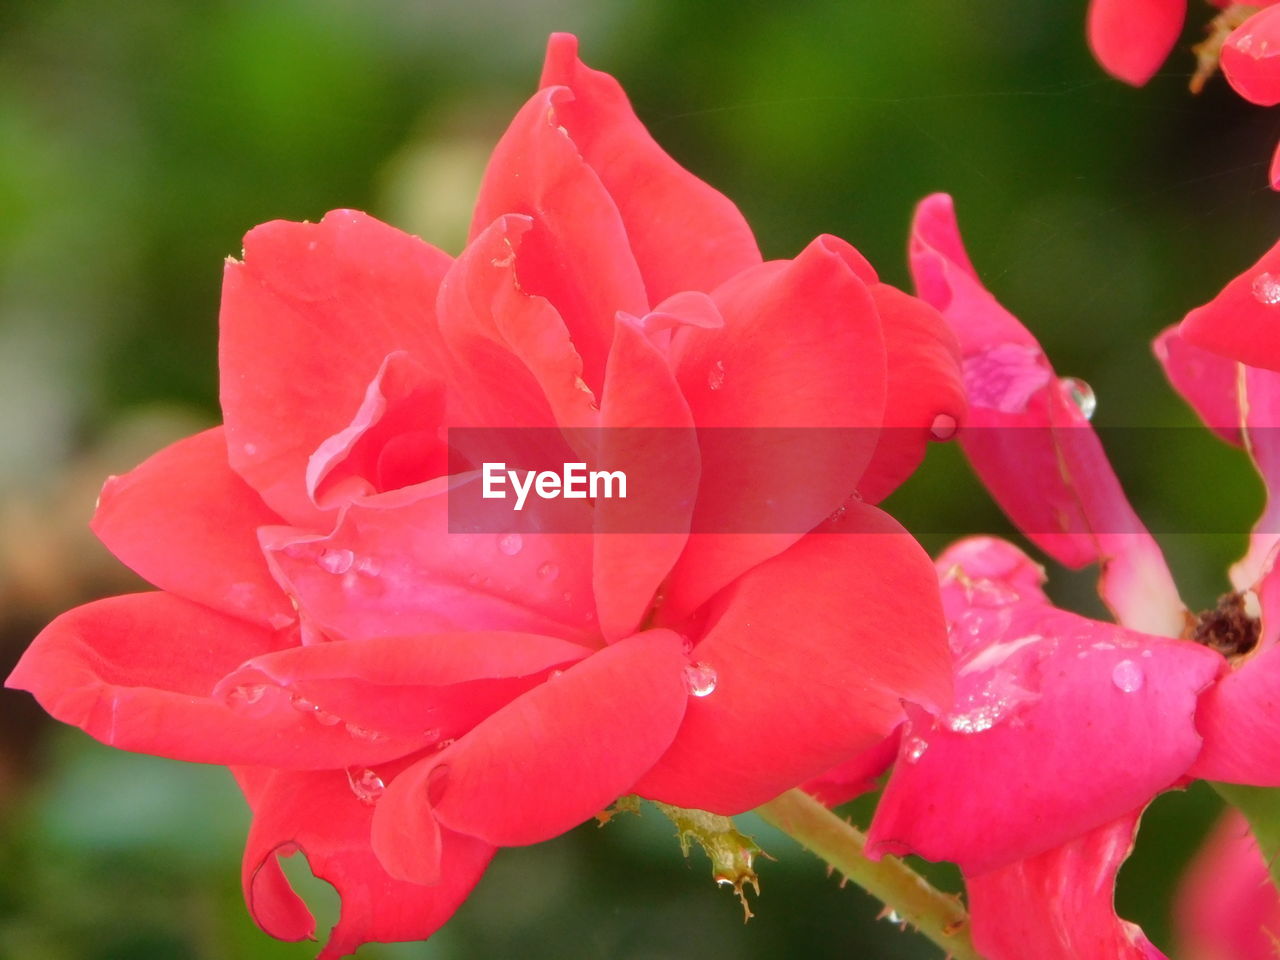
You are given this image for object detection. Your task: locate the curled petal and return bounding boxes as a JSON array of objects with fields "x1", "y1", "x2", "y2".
[
  {"x1": 236, "y1": 764, "x2": 494, "y2": 960},
  {"x1": 91, "y1": 427, "x2": 294, "y2": 630},
  {"x1": 1086, "y1": 0, "x2": 1185, "y2": 86},
  {"x1": 857, "y1": 283, "x2": 966, "y2": 504},
  {"x1": 1152, "y1": 325, "x2": 1243, "y2": 445},
  {"x1": 220, "y1": 211, "x2": 452, "y2": 526},
  {"x1": 372, "y1": 630, "x2": 689, "y2": 883},
  {"x1": 635, "y1": 504, "x2": 952, "y2": 814},
  {"x1": 803, "y1": 729, "x2": 901, "y2": 808},
  {"x1": 662, "y1": 235, "x2": 888, "y2": 620},
  {"x1": 911, "y1": 193, "x2": 1183, "y2": 637},
  {"x1": 262, "y1": 478, "x2": 599, "y2": 645},
  {"x1": 538, "y1": 33, "x2": 762, "y2": 302},
  {"x1": 867, "y1": 539, "x2": 1223, "y2": 874},
  {"x1": 4, "y1": 594, "x2": 425, "y2": 768},
  {"x1": 1192, "y1": 641, "x2": 1280, "y2": 784},
  {"x1": 1181, "y1": 236, "x2": 1280, "y2": 373},
  {"x1": 968, "y1": 808, "x2": 1166, "y2": 960},
  {"x1": 1222, "y1": 6, "x2": 1280, "y2": 106},
  {"x1": 469, "y1": 84, "x2": 648, "y2": 393}
]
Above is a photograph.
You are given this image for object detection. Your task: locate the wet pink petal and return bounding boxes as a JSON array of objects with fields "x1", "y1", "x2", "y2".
[
  {"x1": 371, "y1": 630, "x2": 689, "y2": 883},
  {"x1": 220, "y1": 211, "x2": 452, "y2": 526},
  {"x1": 236, "y1": 762, "x2": 494, "y2": 960},
  {"x1": 1175, "y1": 808, "x2": 1280, "y2": 960},
  {"x1": 867, "y1": 537, "x2": 1223, "y2": 874},
  {"x1": 261, "y1": 477, "x2": 599, "y2": 645},
  {"x1": 1222, "y1": 5, "x2": 1280, "y2": 106},
  {"x1": 4, "y1": 593, "x2": 430, "y2": 769},
  {"x1": 968, "y1": 808, "x2": 1167, "y2": 960},
  {"x1": 537, "y1": 33, "x2": 762, "y2": 301},
  {"x1": 1087, "y1": 0, "x2": 1186, "y2": 86},
  {"x1": 911, "y1": 193, "x2": 1184, "y2": 637},
  {"x1": 635, "y1": 503, "x2": 952, "y2": 814},
  {"x1": 91, "y1": 427, "x2": 295, "y2": 630},
  {"x1": 469, "y1": 84, "x2": 648, "y2": 394},
  {"x1": 1152, "y1": 325, "x2": 1243, "y2": 445},
  {"x1": 1181, "y1": 236, "x2": 1280, "y2": 373},
  {"x1": 803, "y1": 729, "x2": 901, "y2": 808},
  {"x1": 660, "y1": 235, "x2": 888, "y2": 622}
]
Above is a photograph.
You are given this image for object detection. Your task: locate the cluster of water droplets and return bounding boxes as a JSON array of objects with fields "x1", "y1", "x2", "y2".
[
  {"x1": 707, "y1": 359, "x2": 726, "y2": 391},
  {"x1": 224, "y1": 681, "x2": 387, "y2": 742}
]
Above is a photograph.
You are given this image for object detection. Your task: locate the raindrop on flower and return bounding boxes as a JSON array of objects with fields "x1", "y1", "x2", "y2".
[
  {"x1": 683, "y1": 662, "x2": 718, "y2": 697},
  {"x1": 317, "y1": 548, "x2": 355, "y2": 574},
  {"x1": 314, "y1": 708, "x2": 343, "y2": 726},
  {"x1": 1060, "y1": 377, "x2": 1096, "y2": 421},
  {"x1": 537, "y1": 561, "x2": 559, "y2": 581},
  {"x1": 1111, "y1": 659, "x2": 1144, "y2": 693},
  {"x1": 929, "y1": 413, "x2": 958, "y2": 441},
  {"x1": 346, "y1": 767, "x2": 385, "y2": 805},
  {"x1": 498, "y1": 533, "x2": 523, "y2": 556},
  {"x1": 884, "y1": 909, "x2": 904, "y2": 924},
  {"x1": 904, "y1": 737, "x2": 929, "y2": 763},
  {"x1": 290, "y1": 694, "x2": 317, "y2": 714},
  {"x1": 1252, "y1": 271, "x2": 1280, "y2": 306},
  {"x1": 355, "y1": 556, "x2": 381, "y2": 577},
  {"x1": 707, "y1": 359, "x2": 726, "y2": 391}
]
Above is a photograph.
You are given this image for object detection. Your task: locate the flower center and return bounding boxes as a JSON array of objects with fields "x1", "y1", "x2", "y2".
[{"x1": 1190, "y1": 591, "x2": 1260, "y2": 658}]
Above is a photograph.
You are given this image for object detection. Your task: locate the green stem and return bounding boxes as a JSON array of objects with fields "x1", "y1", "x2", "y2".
[{"x1": 755, "y1": 789, "x2": 981, "y2": 960}]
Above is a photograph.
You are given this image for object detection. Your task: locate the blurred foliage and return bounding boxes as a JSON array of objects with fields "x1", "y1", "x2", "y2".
[{"x1": 2, "y1": 0, "x2": 1277, "y2": 956}]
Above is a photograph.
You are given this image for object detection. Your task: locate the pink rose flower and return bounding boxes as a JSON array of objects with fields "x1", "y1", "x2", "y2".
[{"x1": 6, "y1": 34, "x2": 965, "y2": 957}]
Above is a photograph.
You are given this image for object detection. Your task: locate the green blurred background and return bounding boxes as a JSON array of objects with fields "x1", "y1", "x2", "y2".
[{"x1": 2, "y1": 1, "x2": 1278, "y2": 957}]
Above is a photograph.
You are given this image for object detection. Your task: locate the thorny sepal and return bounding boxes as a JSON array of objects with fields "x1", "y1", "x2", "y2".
[
  {"x1": 651, "y1": 800, "x2": 764, "y2": 919},
  {"x1": 595, "y1": 794, "x2": 642, "y2": 825}
]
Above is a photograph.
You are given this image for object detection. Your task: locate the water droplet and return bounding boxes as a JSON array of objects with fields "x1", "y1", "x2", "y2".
[
  {"x1": 498, "y1": 533, "x2": 523, "y2": 556},
  {"x1": 904, "y1": 737, "x2": 929, "y2": 763},
  {"x1": 537, "y1": 562, "x2": 559, "y2": 581},
  {"x1": 1111, "y1": 659, "x2": 1144, "y2": 693},
  {"x1": 318, "y1": 548, "x2": 355, "y2": 574},
  {"x1": 1253, "y1": 271, "x2": 1280, "y2": 306},
  {"x1": 1060, "y1": 377, "x2": 1096, "y2": 421},
  {"x1": 548, "y1": 669, "x2": 565, "y2": 680},
  {"x1": 229, "y1": 683, "x2": 267, "y2": 706},
  {"x1": 243, "y1": 442, "x2": 258, "y2": 456},
  {"x1": 345, "y1": 722, "x2": 384, "y2": 741},
  {"x1": 355, "y1": 556, "x2": 381, "y2": 577},
  {"x1": 684, "y1": 662, "x2": 718, "y2": 697},
  {"x1": 929, "y1": 413, "x2": 958, "y2": 441},
  {"x1": 290, "y1": 694, "x2": 317, "y2": 714},
  {"x1": 707, "y1": 359, "x2": 726, "y2": 391},
  {"x1": 885, "y1": 909, "x2": 904, "y2": 924},
  {"x1": 346, "y1": 767, "x2": 385, "y2": 805},
  {"x1": 314, "y1": 708, "x2": 343, "y2": 726}
]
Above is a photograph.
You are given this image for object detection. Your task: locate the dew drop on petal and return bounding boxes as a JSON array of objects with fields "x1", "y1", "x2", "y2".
[
  {"x1": 929, "y1": 413, "x2": 958, "y2": 441},
  {"x1": 885, "y1": 910, "x2": 904, "y2": 924},
  {"x1": 537, "y1": 561, "x2": 559, "y2": 581},
  {"x1": 1111, "y1": 659, "x2": 1144, "y2": 693},
  {"x1": 346, "y1": 767, "x2": 385, "y2": 805},
  {"x1": 355, "y1": 556, "x2": 381, "y2": 577},
  {"x1": 318, "y1": 548, "x2": 355, "y2": 575},
  {"x1": 314, "y1": 708, "x2": 343, "y2": 726},
  {"x1": 904, "y1": 737, "x2": 929, "y2": 763},
  {"x1": 1060, "y1": 377, "x2": 1097, "y2": 421},
  {"x1": 498, "y1": 533, "x2": 523, "y2": 556},
  {"x1": 683, "y1": 662, "x2": 718, "y2": 697},
  {"x1": 1253, "y1": 272, "x2": 1280, "y2": 306},
  {"x1": 290, "y1": 694, "x2": 317, "y2": 714},
  {"x1": 707, "y1": 359, "x2": 726, "y2": 391}
]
